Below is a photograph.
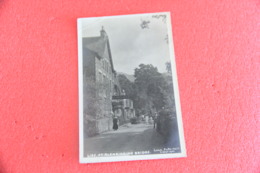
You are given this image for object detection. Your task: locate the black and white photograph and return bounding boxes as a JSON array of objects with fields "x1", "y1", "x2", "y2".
[{"x1": 78, "y1": 12, "x2": 186, "y2": 163}]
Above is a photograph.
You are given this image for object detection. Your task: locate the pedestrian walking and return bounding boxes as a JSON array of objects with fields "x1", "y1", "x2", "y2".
[
  {"x1": 153, "y1": 114, "x2": 158, "y2": 129},
  {"x1": 113, "y1": 117, "x2": 119, "y2": 130}
]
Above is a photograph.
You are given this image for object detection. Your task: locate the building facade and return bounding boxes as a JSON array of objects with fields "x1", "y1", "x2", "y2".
[
  {"x1": 82, "y1": 28, "x2": 135, "y2": 137},
  {"x1": 112, "y1": 95, "x2": 135, "y2": 124}
]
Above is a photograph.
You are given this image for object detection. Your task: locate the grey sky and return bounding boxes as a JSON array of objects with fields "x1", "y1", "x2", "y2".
[{"x1": 81, "y1": 13, "x2": 171, "y2": 75}]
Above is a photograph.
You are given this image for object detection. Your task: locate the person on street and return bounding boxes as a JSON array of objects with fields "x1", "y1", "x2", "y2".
[
  {"x1": 153, "y1": 113, "x2": 158, "y2": 129},
  {"x1": 113, "y1": 117, "x2": 119, "y2": 130}
]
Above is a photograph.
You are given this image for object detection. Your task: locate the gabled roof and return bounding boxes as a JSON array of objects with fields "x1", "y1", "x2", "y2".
[
  {"x1": 83, "y1": 36, "x2": 115, "y2": 72},
  {"x1": 83, "y1": 37, "x2": 106, "y2": 59}
]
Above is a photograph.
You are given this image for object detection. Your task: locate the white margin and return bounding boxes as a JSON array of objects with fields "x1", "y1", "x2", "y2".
[
  {"x1": 77, "y1": 19, "x2": 84, "y2": 163},
  {"x1": 78, "y1": 12, "x2": 186, "y2": 163}
]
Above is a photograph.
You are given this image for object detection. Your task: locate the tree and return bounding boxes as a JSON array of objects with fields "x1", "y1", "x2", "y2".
[
  {"x1": 140, "y1": 20, "x2": 150, "y2": 29},
  {"x1": 134, "y1": 64, "x2": 167, "y2": 113},
  {"x1": 140, "y1": 15, "x2": 168, "y2": 44},
  {"x1": 117, "y1": 74, "x2": 135, "y2": 99}
]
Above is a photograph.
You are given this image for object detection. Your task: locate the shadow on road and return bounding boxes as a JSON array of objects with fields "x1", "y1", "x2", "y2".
[{"x1": 84, "y1": 122, "x2": 180, "y2": 156}]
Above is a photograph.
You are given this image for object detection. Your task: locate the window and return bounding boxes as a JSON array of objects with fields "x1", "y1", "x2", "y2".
[
  {"x1": 110, "y1": 80, "x2": 112, "y2": 93},
  {"x1": 99, "y1": 72, "x2": 102, "y2": 82},
  {"x1": 98, "y1": 72, "x2": 102, "y2": 97},
  {"x1": 103, "y1": 75, "x2": 106, "y2": 84},
  {"x1": 103, "y1": 75, "x2": 106, "y2": 97},
  {"x1": 106, "y1": 61, "x2": 108, "y2": 73}
]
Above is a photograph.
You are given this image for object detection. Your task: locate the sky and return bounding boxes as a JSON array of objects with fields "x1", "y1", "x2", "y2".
[{"x1": 80, "y1": 13, "x2": 172, "y2": 75}]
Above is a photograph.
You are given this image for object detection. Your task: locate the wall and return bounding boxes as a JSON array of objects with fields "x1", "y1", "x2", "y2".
[
  {"x1": 96, "y1": 117, "x2": 113, "y2": 133},
  {"x1": 0, "y1": 0, "x2": 259, "y2": 173}
]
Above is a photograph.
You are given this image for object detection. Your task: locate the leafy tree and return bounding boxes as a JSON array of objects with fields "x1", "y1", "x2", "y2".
[
  {"x1": 134, "y1": 64, "x2": 167, "y2": 113},
  {"x1": 117, "y1": 64, "x2": 176, "y2": 117},
  {"x1": 140, "y1": 15, "x2": 168, "y2": 44},
  {"x1": 117, "y1": 74, "x2": 135, "y2": 100},
  {"x1": 140, "y1": 20, "x2": 150, "y2": 29}
]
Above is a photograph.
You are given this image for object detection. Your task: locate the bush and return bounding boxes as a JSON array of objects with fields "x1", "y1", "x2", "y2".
[{"x1": 157, "y1": 109, "x2": 178, "y2": 138}]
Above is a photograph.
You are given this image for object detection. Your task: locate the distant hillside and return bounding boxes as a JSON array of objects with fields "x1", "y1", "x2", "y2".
[{"x1": 117, "y1": 72, "x2": 135, "y2": 82}]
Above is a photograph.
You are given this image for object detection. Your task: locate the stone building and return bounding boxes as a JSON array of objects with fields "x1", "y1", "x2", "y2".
[
  {"x1": 112, "y1": 94, "x2": 135, "y2": 124},
  {"x1": 82, "y1": 28, "x2": 134, "y2": 137}
]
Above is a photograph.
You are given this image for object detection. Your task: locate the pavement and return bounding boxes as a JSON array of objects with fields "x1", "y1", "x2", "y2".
[{"x1": 84, "y1": 122, "x2": 180, "y2": 156}]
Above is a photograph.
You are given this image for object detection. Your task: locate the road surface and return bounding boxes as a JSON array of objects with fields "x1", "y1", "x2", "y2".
[{"x1": 84, "y1": 122, "x2": 180, "y2": 156}]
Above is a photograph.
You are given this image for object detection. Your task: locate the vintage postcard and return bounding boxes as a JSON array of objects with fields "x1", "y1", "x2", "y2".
[{"x1": 78, "y1": 12, "x2": 186, "y2": 163}]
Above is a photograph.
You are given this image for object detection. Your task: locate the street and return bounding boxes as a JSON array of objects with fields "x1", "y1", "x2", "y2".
[{"x1": 84, "y1": 122, "x2": 180, "y2": 156}]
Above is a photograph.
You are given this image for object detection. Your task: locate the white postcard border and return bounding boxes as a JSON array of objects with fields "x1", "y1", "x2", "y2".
[{"x1": 78, "y1": 12, "x2": 186, "y2": 163}]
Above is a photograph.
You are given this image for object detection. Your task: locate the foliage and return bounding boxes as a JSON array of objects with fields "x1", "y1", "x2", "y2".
[
  {"x1": 134, "y1": 64, "x2": 168, "y2": 114},
  {"x1": 140, "y1": 20, "x2": 150, "y2": 29},
  {"x1": 117, "y1": 74, "x2": 136, "y2": 100},
  {"x1": 156, "y1": 112, "x2": 179, "y2": 147},
  {"x1": 152, "y1": 14, "x2": 167, "y2": 23},
  {"x1": 140, "y1": 15, "x2": 168, "y2": 44},
  {"x1": 118, "y1": 63, "x2": 176, "y2": 118}
]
